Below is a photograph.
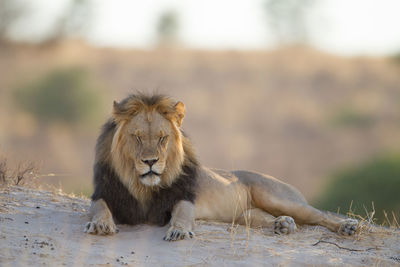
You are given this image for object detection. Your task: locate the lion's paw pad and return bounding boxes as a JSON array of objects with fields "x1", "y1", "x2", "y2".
[
  {"x1": 84, "y1": 220, "x2": 117, "y2": 235},
  {"x1": 163, "y1": 228, "x2": 194, "y2": 241},
  {"x1": 274, "y1": 216, "x2": 296, "y2": 235},
  {"x1": 338, "y1": 219, "x2": 358, "y2": 236}
]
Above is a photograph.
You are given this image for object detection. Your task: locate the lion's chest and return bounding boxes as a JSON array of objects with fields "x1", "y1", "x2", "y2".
[
  {"x1": 110, "y1": 188, "x2": 178, "y2": 226},
  {"x1": 109, "y1": 178, "x2": 196, "y2": 226},
  {"x1": 93, "y1": 161, "x2": 197, "y2": 227}
]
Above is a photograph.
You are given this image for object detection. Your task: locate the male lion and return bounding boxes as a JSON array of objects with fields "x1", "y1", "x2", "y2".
[{"x1": 85, "y1": 94, "x2": 358, "y2": 241}]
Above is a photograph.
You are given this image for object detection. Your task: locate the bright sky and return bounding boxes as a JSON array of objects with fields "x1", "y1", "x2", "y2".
[{"x1": 9, "y1": 0, "x2": 400, "y2": 55}]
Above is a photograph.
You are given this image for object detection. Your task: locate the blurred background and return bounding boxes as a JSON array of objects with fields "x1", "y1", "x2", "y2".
[{"x1": 0, "y1": 0, "x2": 399, "y2": 224}]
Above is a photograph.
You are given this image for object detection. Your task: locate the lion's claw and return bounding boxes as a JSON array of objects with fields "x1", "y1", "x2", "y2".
[
  {"x1": 164, "y1": 227, "x2": 194, "y2": 241},
  {"x1": 84, "y1": 220, "x2": 117, "y2": 235},
  {"x1": 274, "y1": 216, "x2": 297, "y2": 235},
  {"x1": 338, "y1": 219, "x2": 358, "y2": 236}
]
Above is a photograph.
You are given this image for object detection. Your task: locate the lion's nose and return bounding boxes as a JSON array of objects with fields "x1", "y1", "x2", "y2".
[{"x1": 142, "y1": 158, "x2": 159, "y2": 167}]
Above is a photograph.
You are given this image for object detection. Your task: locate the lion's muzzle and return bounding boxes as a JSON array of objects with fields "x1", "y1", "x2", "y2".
[
  {"x1": 140, "y1": 172, "x2": 161, "y2": 186},
  {"x1": 140, "y1": 170, "x2": 161, "y2": 178}
]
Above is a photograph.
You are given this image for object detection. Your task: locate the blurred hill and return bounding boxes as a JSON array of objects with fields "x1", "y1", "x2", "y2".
[{"x1": 1, "y1": 41, "x2": 400, "y2": 200}]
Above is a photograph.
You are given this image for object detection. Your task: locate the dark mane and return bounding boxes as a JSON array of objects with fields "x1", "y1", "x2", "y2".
[
  {"x1": 91, "y1": 94, "x2": 199, "y2": 226},
  {"x1": 92, "y1": 154, "x2": 198, "y2": 225},
  {"x1": 120, "y1": 93, "x2": 169, "y2": 107}
]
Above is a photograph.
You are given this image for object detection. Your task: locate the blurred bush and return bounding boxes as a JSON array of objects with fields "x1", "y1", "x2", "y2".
[
  {"x1": 390, "y1": 52, "x2": 400, "y2": 65},
  {"x1": 0, "y1": 0, "x2": 26, "y2": 44},
  {"x1": 330, "y1": 108, "x2": 375, "y2": 128},
  {"x1": 14, "y1": 67, "x2": 101, "y2": 125},
  {"x1": 156, "y1": 10, "x2": 179, "y2": 47},
  {"x1": 314, "y1": 153, "x2": 400, "y2": 224}
]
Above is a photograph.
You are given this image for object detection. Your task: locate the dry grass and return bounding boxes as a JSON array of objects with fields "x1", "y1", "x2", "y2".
[
  {"x1": 342, "y1": 201, "x2": 400, "y2": 242},
  {"x1": 224, "y1": 198, "x2": 400, "y2": 252}
]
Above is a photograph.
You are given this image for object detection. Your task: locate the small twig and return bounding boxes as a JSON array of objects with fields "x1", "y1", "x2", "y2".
[
  {"x1": 13, "y1": 161, "x2": 37, "y2": 185},
  {"x1": 312, "y1": 239, "x2": 379, "y2": 252}
]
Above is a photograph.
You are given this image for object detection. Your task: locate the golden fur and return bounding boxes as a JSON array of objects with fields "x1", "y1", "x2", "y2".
[
  {"x1": 85, "y1": 94, "x2": 359, "y2": 239},
  {"x1": 100, "y1": 95, "x2": 195, "y2": 205}
]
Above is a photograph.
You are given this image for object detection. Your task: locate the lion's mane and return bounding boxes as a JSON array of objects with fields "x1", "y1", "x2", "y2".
[{"x1": 91, "y1": 94, "x2": 199, "y2": 226}]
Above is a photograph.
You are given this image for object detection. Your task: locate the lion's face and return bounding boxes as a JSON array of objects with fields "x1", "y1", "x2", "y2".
[
  {"x1": 110, "y1": 96, "x2": 186, "y2": 189},
  {"x1": 124, "y1": 111, "x2": 173, "y2": 186}
]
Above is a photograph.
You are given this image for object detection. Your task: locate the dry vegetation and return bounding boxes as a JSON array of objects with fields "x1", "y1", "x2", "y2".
[
  {"x1": 1, "y1": 42, "x2": 400, "y2": 201},
  {"x1": 0, "y1": 157, "x2": 38, "y2": 187}
]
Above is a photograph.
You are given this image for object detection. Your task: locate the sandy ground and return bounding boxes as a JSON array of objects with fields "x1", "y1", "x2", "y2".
[{"x1": 0, "y1": 186, "x2": 399, "y2": 266}]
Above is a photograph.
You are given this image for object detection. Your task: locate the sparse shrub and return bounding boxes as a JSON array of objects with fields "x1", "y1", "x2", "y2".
[
  {"x1": 13, "y1": 162, "x2": 37, "y2": 186},
  {"x1": 314, "y1": 153, "x2": 400, "y2": 224},
  {"x1": 0, "y1": 156, "x2": 38, "y2": 186},
  {"x1": 14, "y1": 67, "x2": 100, "y2": 124},
  {"x1": 0, "y1": 158, "x2": 7, "y2": 184}
]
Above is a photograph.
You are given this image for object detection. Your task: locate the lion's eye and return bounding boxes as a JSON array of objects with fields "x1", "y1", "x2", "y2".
[
  {"x1": 133, "y1": 134, "x2": 142, "y2": 144},
  {"x1": 159, "y1": 135, "x2": 169, "y2": 144}
]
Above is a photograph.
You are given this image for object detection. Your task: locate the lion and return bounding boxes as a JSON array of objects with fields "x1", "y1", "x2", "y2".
[{"x1": 84, "y1": 94, "x2": 358, "y2": 241}]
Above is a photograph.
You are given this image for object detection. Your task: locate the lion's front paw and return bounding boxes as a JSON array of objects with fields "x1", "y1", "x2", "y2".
[
  {"x1": 163, "y1": 226, "x2": 194, "y2": 241},
  {"x1": 274, "y1": 216, "x2": 297, "y2": 235},
  {"x1": 84, "y1": 218, "x2": 118, "y2": 235},
  {"x1": 338, "y1": 219, "x2": 358, "y2": 236}
]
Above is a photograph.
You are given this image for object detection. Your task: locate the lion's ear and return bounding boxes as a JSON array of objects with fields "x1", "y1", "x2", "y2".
[
  {"x1": 174, "y1": 101, "x2": 185, "y2": 127},
  {"x1": 113, "y1": 101, "x2": 121, "y2": 114},
  {"x1": 112, "y1": 100, "x2": 130, "y2": 121},
  {"x1": 112, "y1": 100, "x2": 125, "y2": 119},
  {"x1": 113, "y1": 100, "x2": 141, "y2": 121}
]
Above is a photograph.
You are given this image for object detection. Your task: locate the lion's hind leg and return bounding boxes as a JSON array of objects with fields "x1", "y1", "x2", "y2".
[
  {"x1": 236, "y1": 208, "x2": 297, "y2": 234},
  {"x1": 287, "y1": 204, "x2": 358, "y2": 236},
  {"x1": 251, "y1": 185, "x2": 358, "y2": 235},
  {"x1": 84, "y1": 199, "x2": 118, "y2": 235}
]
